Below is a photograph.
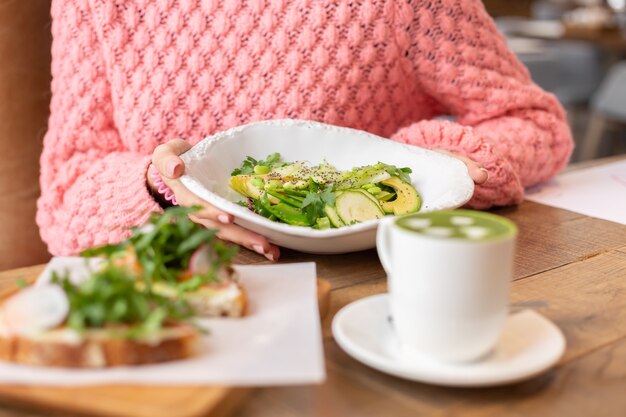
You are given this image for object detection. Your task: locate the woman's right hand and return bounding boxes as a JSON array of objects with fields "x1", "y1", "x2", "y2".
[{"x1": 149, "y1": 139, "x2": 280, "y2": 261}]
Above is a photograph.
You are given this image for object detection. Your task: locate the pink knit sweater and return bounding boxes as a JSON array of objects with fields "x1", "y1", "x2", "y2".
[{"x1": 37, "y1": 0, "x2": 573, "y2": 255}]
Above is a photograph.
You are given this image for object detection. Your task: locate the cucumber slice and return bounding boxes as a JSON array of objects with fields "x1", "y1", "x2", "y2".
[
  {"x1": 324, "y1": 205, "x2": 345, "y2": 228},
  {"x1": 353, "y1": 188, "x2": 380, "y2": 204},
  {"x1": 335, "y1": 190, "x2": 385, "y2": 225}
]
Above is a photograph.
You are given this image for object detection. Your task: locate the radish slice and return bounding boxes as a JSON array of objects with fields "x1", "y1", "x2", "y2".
[
  {"x1": 188, "y1": 245, "x2": 216, "y2": 275},
  {"x1": 2, "y1": 284, "x2": 69, "y2": 335}
]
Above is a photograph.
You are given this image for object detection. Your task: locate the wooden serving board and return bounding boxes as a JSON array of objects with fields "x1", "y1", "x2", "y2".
[{"x1": 0, "y1": 265, "x2": 331, "y2": 417}]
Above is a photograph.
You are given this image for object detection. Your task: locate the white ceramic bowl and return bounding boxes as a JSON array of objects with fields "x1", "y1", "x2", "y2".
[{"x1": 180, "y1": 119, "x2": 474, "y2": 254}]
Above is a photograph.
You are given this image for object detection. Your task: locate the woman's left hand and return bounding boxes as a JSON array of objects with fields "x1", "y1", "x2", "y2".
[{"x1": 434, "y1": 149, "x2": 489, "y2": 185}]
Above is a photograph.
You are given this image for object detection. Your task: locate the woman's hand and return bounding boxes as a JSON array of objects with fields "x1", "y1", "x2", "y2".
[
  {"x1": 149, "y1": 139, "x2": 280, "y2": 261},
  {"x1": 434, "y1": 149, "x2": 489, "y2": 185}
]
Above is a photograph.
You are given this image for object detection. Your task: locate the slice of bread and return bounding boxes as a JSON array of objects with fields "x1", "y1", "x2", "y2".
[{"x1": 0, "y1": 324, "x2": 199, "y2": 368}]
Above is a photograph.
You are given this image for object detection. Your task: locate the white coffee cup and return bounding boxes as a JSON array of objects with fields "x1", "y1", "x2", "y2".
[{"x1": 376, "y1": 209, "x2": 517, "y2": 363}]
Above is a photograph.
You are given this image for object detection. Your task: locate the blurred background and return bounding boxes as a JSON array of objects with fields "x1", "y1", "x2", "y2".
[
  {"x1": 0, "y1": 0, "x2": 625, "y2": 270},
  {"x1": 483, "y1": 0, "x2": 626, "y2": 162}
]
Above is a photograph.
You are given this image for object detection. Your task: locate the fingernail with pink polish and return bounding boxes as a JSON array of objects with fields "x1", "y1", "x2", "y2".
[
  {"x1": 166, "y1": 160, "x2": 181, "y2": 177},
  {"x1": 218, "y1": 214, "x2": 230, "y2": 224},
  {"x1": 253, "y1": 244, "x2": 265, "y2": 255},
  {"x1": 266, "y1": 252, "x2": 276, "y2": 261}
]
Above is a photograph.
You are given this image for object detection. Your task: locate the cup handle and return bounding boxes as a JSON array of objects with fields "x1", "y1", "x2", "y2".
[{"x1": 376, "y1": 218, "x2": 394, "y2": 276}]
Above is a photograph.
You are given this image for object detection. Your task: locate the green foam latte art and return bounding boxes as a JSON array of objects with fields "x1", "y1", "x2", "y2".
[{"x1": 395, "y1": 209, "x2": 517, "y2": 242}]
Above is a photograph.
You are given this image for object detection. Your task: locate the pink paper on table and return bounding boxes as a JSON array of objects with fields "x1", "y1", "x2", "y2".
[{"x1": 526, "y1": 160, "x2": 626, "y2": 225}]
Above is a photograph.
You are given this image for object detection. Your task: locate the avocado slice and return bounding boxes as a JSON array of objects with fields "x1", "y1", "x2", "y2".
[
  {"x1": 379, "y1": 177, "x2": 421, "y2": 215},
  {"x1": 335, "y1": 190, "x2": 385, "y2": 224},
  {"x1": 229, "y1": 175, "x2": 279, "y2": 204},
  {"x1": 229, "y1": 175, "x2": 265, "y2": 199}
]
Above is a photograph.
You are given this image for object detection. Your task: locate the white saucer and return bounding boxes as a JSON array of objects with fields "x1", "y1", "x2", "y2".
[{"x1": 332, "y1": 294, "x2": 566, "y2": 387}]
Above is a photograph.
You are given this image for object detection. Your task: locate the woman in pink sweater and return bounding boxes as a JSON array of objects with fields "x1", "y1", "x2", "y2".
[{"x1": 37, "y1": 0, "x2": 573, "y2": 261}]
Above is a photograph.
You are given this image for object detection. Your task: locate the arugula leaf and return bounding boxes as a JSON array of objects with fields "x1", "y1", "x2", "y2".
[
  {"x1": 81, "y1": 206, "x2": 238, "y2": 289},
  {"x1": 176, "y1": 229, "x2": 218, "y2": 255},
  {"x1": 52, "y1": 267, "x2": 196, "y2": 339}
]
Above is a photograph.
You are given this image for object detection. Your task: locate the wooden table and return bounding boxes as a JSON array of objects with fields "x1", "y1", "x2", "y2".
[
  {"x1": 506, "y1": 21, "x2": 626, "y2": 54},
  {"x1": 1, "y1": 159, "x2": 626, "y2": 416},
  {"x1": 557, "y1": 27, "x2": 626, "y2": 53}
]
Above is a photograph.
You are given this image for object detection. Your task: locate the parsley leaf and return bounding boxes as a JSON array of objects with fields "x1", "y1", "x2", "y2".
[
  {"x1": 263, "y1": 152, "x2": 282, "y2": 166},
  {"x1": 231, "y1": 156, "x2": 258, "y2": 175},
  {"x1": 320, "y1": 186, "x2": 336, "y2": 207},
  {"x1": 301, "y1": 187, "x2": 330, "y2": 224},
  {"x1": 230, "y1": 152, "x2": 286, "y2": 175}
]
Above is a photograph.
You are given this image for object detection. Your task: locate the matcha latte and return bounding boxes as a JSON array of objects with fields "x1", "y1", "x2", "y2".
[
  {"x1": 378, "y1": 209, "x2": 518, "y2": 362},
  {"x1": 396, "y1": 209, "x2": 517, "y2": 242}
]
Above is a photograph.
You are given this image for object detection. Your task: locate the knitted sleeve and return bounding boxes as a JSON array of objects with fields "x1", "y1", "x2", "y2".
[
  {"x1": 36, "y1": 0, "x2": 161, "y2": 255},
  {"x1": 390, "y1": 0, "x2": 573, "y2": 208}
]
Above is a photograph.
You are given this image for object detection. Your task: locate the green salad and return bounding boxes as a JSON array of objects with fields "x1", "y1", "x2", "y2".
[{"x1": 229, "y1": 153, "x2": 421, "y2": 229}]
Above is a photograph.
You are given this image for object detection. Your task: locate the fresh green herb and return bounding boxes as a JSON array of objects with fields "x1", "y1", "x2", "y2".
[
  {"x1": 82, "y1": 206, "x2": 237, "y2": 289},
  {"x1": 300, "y1": 185, "x2": 335, "y2": 224},
  {"x1": 231, "y1": 156, "x2": 258, "y2": 176},
  {"x1": 308, "y1": 178, "x2": 319, "y2": 193},
  {"x1": 378, "y1": 163, "x2": 412, "y2": 184},
  {"x1": 52, "y1": 267, "x2": 195, "y2": 339},
  {"x1": 320, "y1": 186, "x2": 336, "y2": 207},
  {"x1": 247, "y1": 197, "x2": 273, "y2": 219},
  {"x1": 231, "y1": 152, "x2": 286, "y2": 175}
]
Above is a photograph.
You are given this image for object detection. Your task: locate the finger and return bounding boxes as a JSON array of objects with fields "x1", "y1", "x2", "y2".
[
  {"x1": 152, "y1": 139, "x2": 192, "y2": 179},
  {"x1": 434, "y1": 149, "x2": 488, "y2": 185},
  {"x1": 164, "y1": 177, "x2": 233, "y2": 224},
  {"x1": 468, "y1": 165, "x2": 489, "y2": 185},
  {"x1": 191, "y1": 216, "x2": 280, "y2": 261}
]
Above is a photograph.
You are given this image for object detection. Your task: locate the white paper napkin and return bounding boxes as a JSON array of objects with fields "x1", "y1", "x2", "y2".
[
  {"x1": 0, "y1": 257, "x2": 326, "y2": 386},
  {"x1": 526, "y1": 160, "x2": 626, "y2": 225}
]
